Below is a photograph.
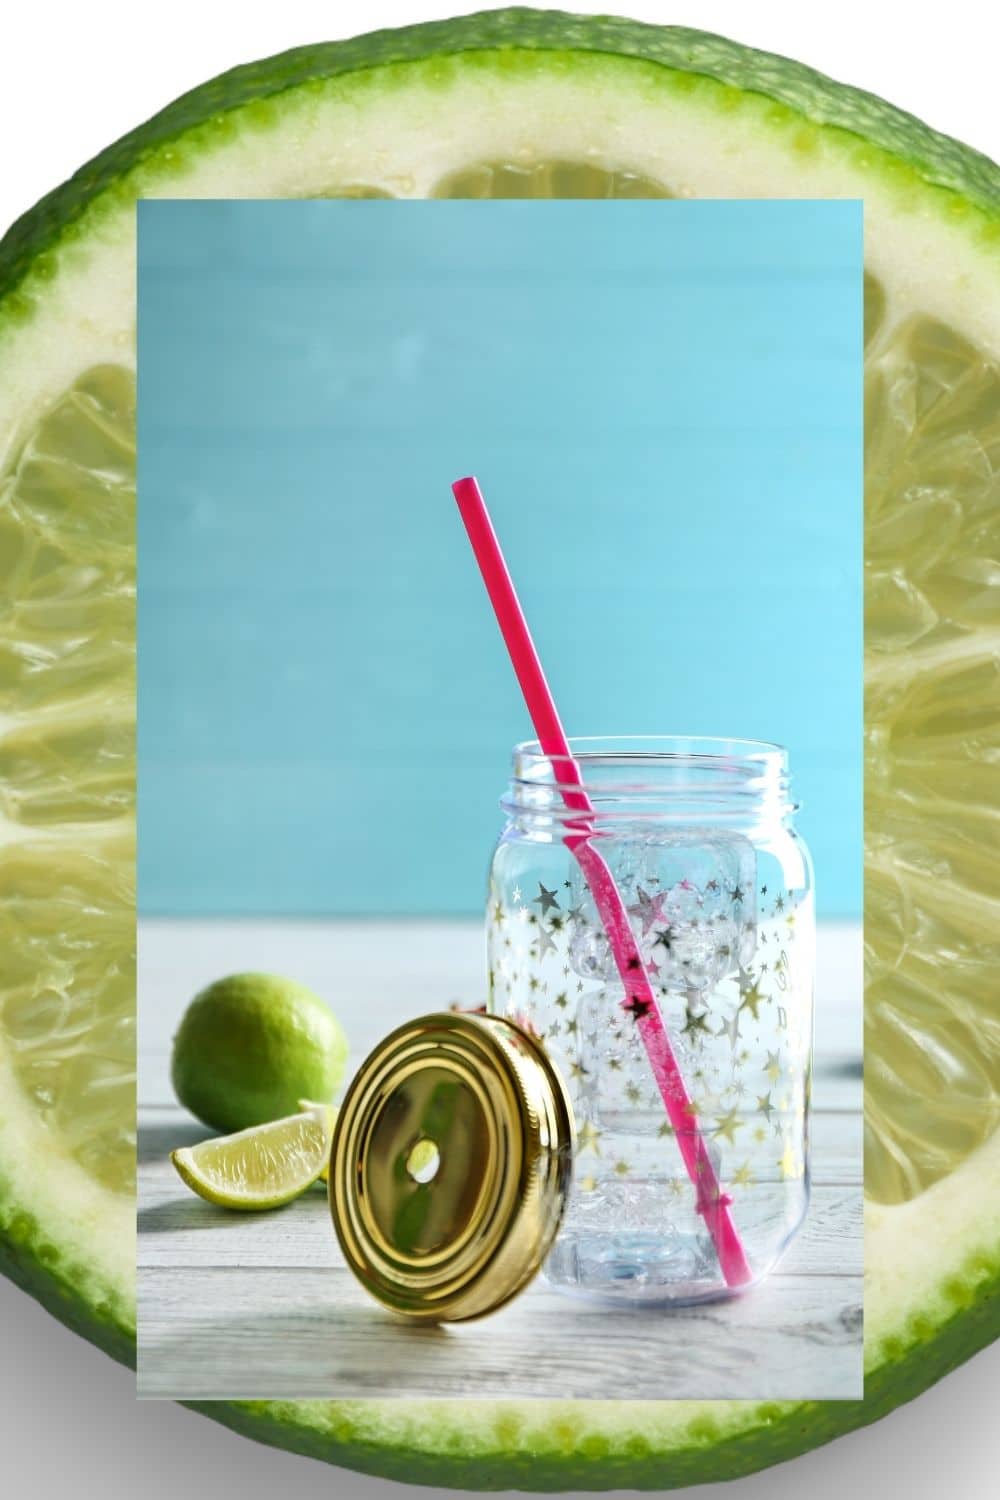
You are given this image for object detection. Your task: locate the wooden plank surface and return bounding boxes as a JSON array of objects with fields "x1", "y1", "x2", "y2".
[
  {"x1": 138, "y1": 1266, "x2": 862, "y2": 1401},
  {"x1": 138, "y1": 918, "x2": 863, "y2": 1401}
]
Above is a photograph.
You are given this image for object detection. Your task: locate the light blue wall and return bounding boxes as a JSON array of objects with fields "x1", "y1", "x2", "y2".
[{"x1": 138, "y1": 200, "x2": 861, "y2": 917}]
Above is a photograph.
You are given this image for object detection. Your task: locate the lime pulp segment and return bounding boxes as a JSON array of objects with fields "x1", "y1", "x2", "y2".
[{"x1": 1, "y1": 365, "x2": 135, "y2": 1199}]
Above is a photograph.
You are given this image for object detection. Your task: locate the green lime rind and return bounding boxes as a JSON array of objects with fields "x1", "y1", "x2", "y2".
[
  {"x1": 0, "y1": 1172, "x2": 134, "y2": 1368},
  {"x1": 2, "y1": 7, "x2": 1000, "y2": 316},
  {"x1": 0, "y1": 7, "x2": 997, "y2": 1486},
  {"x1": 188, "y1": 1252, "x2": 998, "y2": 1489}
]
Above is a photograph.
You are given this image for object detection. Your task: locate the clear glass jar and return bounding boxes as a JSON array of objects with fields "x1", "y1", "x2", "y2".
[{"x1": 487, "y1": 736, "x2": 814, "y2": 1305}]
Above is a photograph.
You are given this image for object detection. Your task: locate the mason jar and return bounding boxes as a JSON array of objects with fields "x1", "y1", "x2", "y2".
[{"x1": 486, "y1": 736, "x2": 814, "y2": 1305}]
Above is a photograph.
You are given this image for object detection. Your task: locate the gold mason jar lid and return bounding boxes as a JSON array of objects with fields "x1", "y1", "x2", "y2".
[{"x1": 329, "y1": 1011, "x2": 575, "y2": 1322}]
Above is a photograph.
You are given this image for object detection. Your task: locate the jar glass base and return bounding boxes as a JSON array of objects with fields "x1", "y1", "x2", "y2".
[{"x1": 543, "y1": 1228, "x2": 753, "y2": 1307}]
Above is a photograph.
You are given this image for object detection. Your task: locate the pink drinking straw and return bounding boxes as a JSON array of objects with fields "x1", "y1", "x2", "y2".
[{"x1": 453, "y1": 475, "x2": 752, "y2": 1288}]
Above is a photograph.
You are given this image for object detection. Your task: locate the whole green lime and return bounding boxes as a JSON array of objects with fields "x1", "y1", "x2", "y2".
[{"x1": 170, "y1": 973, "x2": 348, "y2": 1133}]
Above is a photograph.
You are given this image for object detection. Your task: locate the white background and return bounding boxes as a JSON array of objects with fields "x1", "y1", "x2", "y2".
[{"x1": 2, "y1": 2, "x2": 998, "y2": 1497}]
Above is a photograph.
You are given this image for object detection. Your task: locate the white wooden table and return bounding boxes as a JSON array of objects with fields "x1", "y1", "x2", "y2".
[{"x1": 137, "y1": 919, "x2": 862, "y2": 1401}]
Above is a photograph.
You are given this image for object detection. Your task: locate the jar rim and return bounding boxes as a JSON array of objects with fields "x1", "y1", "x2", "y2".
[
  {"x1": 513, "y1": 734, "x2": 787, "y2": 767},
  {"x1": 507, "y1": 735, "x2": 794, "y2": 822}
]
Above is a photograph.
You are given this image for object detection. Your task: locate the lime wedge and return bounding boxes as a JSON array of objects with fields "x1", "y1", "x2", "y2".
[
  {"x1": 297, "y1": 1098, "x2": 339, "y2": 1182},
  {"x1": 1, "y1": 8, "x2": 999, "y2": 1487},
  {"x1": 171, "y1": 1106, "x2": 333, "y2": 1211}
]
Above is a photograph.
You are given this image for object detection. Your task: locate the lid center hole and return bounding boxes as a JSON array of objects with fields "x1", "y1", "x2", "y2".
[{"x1": 406, "y1": 1137, "x2": 440, "y2": 1185}]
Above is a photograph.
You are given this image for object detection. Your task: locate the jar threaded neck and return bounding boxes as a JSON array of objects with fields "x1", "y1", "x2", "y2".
[{"x1": 503, "y1": 736, "x2": 794, "y2": 828}]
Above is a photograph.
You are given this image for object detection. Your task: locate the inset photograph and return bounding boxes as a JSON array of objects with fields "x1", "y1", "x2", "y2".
[{"x1": 136, "y1": 199, "x2": 862, "y2": 1400}]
